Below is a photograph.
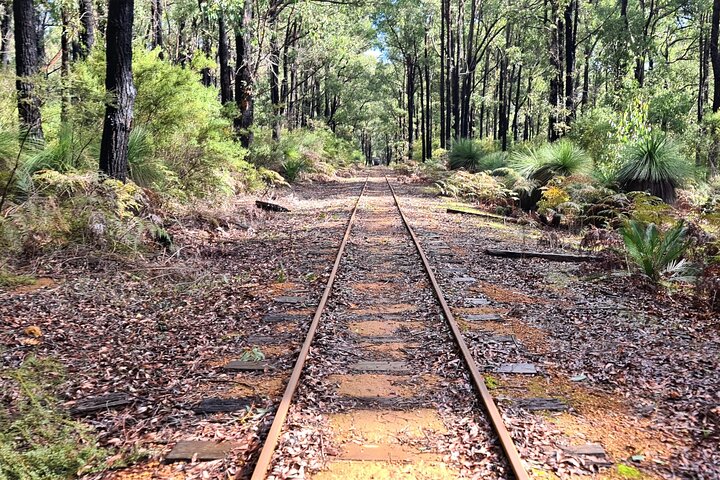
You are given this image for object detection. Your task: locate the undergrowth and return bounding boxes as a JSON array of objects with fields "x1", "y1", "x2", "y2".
[{"x1": 0, "y1": 357, "x2": 108, "y2": 479}]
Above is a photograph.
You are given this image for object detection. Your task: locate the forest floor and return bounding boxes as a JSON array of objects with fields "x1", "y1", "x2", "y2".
[{"x1": 1, "y1": 168, "x2": 718, "y2": 480}]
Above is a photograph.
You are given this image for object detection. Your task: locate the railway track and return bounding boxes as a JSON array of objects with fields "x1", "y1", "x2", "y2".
[{"x1": 250, "y1": 173, "x2": 529, "y2": 479}]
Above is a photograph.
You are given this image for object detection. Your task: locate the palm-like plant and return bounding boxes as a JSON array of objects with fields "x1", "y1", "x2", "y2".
[
  {"x1": 511, "y1": 140, "x2": 593, "y2": 185},
  {"x1": 448, "y1": 138, "x2": 486, "y2": 172},
  {"x1": 127, "y1": 128, "x2": 169, "y2": 188},
  {"x1": 621, "y1": 219, "x2": 691, "y2": 283},
  {"x1": 616, "y1": 132, "x2": 692, "y2": 203}
]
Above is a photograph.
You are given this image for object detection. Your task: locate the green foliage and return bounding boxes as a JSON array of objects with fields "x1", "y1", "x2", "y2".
[
  {"x1": 621, "y1": 219, "x2": 692, "y2": 283},
  {"x1": 435, "y1": 171, "x2": 514, "y2": 205},
  {"x1": 511, "y1": 140, "x2": 592, "y2": 185},
  {"x1": 0, "y1": 357, "x2": 107, "y2": 479},
  {"x1": 281, "y1": 153, "x2": 310, "y2": 182},
  {"x1": 2, "y1": 172, "x2": 158, "y2": 256},
  {"x1": 616, "y1": 132, "x2": 693, "y2": 203},
  {"x1": 448, "y1": 139, "x2": 506, "y2": 172},
  {"x1": 616, "y1": 464, "x2": 642, "y2": 478},
  {"x1": 448, "y1": 139, "x2": 486, "y2": 172},
  {"x1": 23, "y1": 126, "x2": 92, "y2": 176},
  {"x1": 251, "y1": 127, "x2": 361, "y2": 183}
]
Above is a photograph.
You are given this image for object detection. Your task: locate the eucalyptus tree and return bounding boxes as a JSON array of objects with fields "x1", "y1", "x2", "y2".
[
  {"x1": 99, "y1": 0, "x2": 136, "y2": 181},
  {"x1": 13, "y1": 0, "x2": 44, "y2": 140}
]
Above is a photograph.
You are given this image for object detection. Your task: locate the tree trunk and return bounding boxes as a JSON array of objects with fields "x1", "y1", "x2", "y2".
[
  {"x1": 406, "y1": 58, "x2": 415, "y2": 159},
  {"x1": 564, "y1": 0, "x2": 577, "y2": 123},
  {"x1": 269, "y1": 16, "x2": 281, "y2": 141},
  {"x1": 60, "y1": 7, "x2": 70, "y2": 123},
  {"x1": 424, "y1": 28, "x2": 432, "y2": 159},
  {"x1": 234, "y1": 0, "x2": 254, "y2": 148},
  {"x1": 34, "y1": 3, "x2": 44, "y2": 67},
  {"x1": 150, "y1": 0, "x2": 163, "y2": 53},
  {"x1": 1, "y1": 0, "x2": 11, "y2": 68},
  {"x1": 99, "y1": 0, "x2": 135, "y2": 181},
  {"x1": 439, "y1": 0, "x2": 446, "y2": 148},
  {"x1": 712, "y1": 0, "x2": 720, "y2": 112},
  {"x1": 218, "y1": 13, "x2": 233, "y2": 105},
  {"x1": 13, "y1": 0, "x2": 43, "y2": 140},
  {"x1": 548, "y1": 0, "x2": 560, "y2": 141},
  {"x1": 77, "y1": 0, "x2": 94, "y2": 58}
]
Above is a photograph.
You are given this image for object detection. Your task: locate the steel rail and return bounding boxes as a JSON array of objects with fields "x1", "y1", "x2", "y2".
[
  {"x1": 386, "y1": 176, "x2": 530, "y2": 480},
  {"x1": 250, "y1": 177, "x2": 368, "y2": 480}
]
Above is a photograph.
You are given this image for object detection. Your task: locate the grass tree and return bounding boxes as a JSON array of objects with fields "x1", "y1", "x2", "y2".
[{"x1": 615, "y1": 132, "x2": 693, "y2": 203}]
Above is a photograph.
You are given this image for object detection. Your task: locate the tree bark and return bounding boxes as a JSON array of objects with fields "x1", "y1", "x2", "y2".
[
  {"x1": 78, "y1": 0, "x2": 95, "y2": 58},
  {"x1": 99, "y1": 0, "x2": 136, "y2": 181},
  {"x1": 218, "y1": 13, "x2": 233, "y2": 105},
  {"x1": 406, "y1": 58, "x2": 416, "y2": 159},
  {"x1": 424, "y1": 28, "x2": 432, "y2": 159},
  {"x1": 269, "y1": 13, "x2": 281, "y2": 141},
  {"x1": 234, "y1": 0, "x2": 254, "y2": 148},
  {"x1": 13, "y1": 0, "x2": 43, "y2": 140},
  {"x1": 60, "y1": 7, "x2": 70, "y2": 123},
  {"x1": 150, "y1": 0, "x2": 163, "y2": 53},
  {"x1": 712, "y1": 0, "x2": 720, "y2": 112},
  {"x1": 564, "y1": 0, "x2": 577, "y2": 123},
  {"x1": 34, "y1": 3, "x2": 44, "y2": 66},
  {"x1": 1, "y1": 0, "x2": 11, "y2": 68},
  {"x1": 439, "y1": 0, "x2": 446, "y2": 148},
  {"x1": 548, "y1": 0, "x2": 560, "y2": 141}
]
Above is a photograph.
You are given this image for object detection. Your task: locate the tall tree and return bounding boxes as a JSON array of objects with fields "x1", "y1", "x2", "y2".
[
  {"x1": 13, "y1": 0, "x2": 44, "y2": 140},
  {"x1": 151, "y1": 0, "x2": 163, "y2": 53},
  {"x1": 234, "y1": 0, "x2": 254, "y2": 147},
  {"x1": 218, "y1": 12, "x2": 233, "y2": 105},
  {"x1": 78, "y1": 0, "x2": 95, "y2": 58},
  {"x1": 712, "y1": 0, "x2": 720, "y2": 112},
  {"x1": 0, "y1": 0, "x2": 11, "y2": 68},
  {"x1": 99, "y1": 0, "x2": 136, "y2": 181}
]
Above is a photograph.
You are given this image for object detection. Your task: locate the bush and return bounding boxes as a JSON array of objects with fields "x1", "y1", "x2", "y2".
[
  {"x1": 448, "y1": 139, "x2": 505, "y2": 172},
  {"x1": 2, "y1": 172, "x2": 159, "y2": 256},
  {"x1": 511, "y1": 140, "x2": 593, "y2": 185},
  {"x1": 435, "y1": 171, "x2": 514, "y2": 206},
  {"x1": 615, "y1": 132, "x2": 693, "y2": 203},
  {"x1": 0, "y1": 357, "x2": 108, "y2": 479},
  {"x1": 621, "y1": 219, "x2": 692, "y2": 283}
]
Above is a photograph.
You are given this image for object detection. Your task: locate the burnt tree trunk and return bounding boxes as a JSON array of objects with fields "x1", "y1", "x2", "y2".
[
  {"x1": 424, "y1": 28, "x2": 432, "y2": 159},
  {"x1": 60, "y1": 6, "x2": 70, "y2": 122},
  {"x1": 712, "y1": 0, "x2": 720, "y2": 112},
  {"x1": 99, "y1": 0, "x2": 136, "y2": 181},
  {"x1": 77, "y1": 0, "x2": 94, "y2": 58},
  {"x1": 13, "y1": 0, "x2": 43, "y2": 140},
  {"x1": 548, "y1": 0, "x2": 561, "y2": 141},
  {"x1": 406, "y1": 57, "x2": 416, "y2": 159},
  {"x1": 268, "y1": 13, "x2": 281, "y2": 141},
  {"x1": 234, "y1": 0, "x2": 254, "y2": 148},
  {"x1": 150, "y1": 0, "x2": 163, "y2": 53},
  {"x1": 218, "y1": 13, "x2": 233, "y2": 105}
]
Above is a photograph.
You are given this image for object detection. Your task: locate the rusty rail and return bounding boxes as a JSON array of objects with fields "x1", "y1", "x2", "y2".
[
  {"x1": 386, "y1": 177, "x2": 530, "y2": 480},
  {"x1": 249, "y1": 178, "x2": 368, "y2": 480}
]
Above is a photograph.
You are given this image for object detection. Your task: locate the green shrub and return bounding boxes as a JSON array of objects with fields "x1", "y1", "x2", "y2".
[
  {"x1": 615, "y1": 132, "x2": 693, "y2": 203},
  {"x1": 0, "y1": 357, "x2": 108, "y2": 479},
  {"x1": 448, "y1": 138, "x2": 503, "y2": 172},
  {"x1": 511, "y1": 140, "x2": 593, "y2": 185},
  {"x1": 621, "y1": 219, "x2": 692, "y2": 283},
  {"x1": 435, "y1": 171, "x2": 514, "y2": 205}
]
